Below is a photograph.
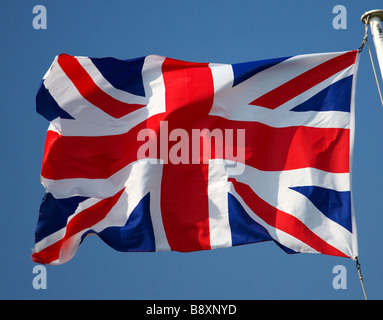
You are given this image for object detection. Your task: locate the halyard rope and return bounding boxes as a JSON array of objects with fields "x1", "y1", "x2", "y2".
[{"x1": 360, "y1": 15, "x2": 383, "y2": 108}]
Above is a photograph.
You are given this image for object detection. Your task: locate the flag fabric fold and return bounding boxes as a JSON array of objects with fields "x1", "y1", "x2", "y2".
[{"x1": 33, "y1": 50, "x2": 359, "y2": 265}]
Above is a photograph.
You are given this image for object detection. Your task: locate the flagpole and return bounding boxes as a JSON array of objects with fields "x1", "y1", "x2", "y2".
[{"x1": 361, "y1": 9, "x2": 383, "y2": 82}]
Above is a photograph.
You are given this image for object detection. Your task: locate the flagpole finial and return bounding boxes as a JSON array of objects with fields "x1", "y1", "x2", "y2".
[
  {"x1": 360, "y1": 10, "x2": 383, "y2": 93},
  {"x1": 361, "y1": 9, "x2": 383, "y2": 24}
]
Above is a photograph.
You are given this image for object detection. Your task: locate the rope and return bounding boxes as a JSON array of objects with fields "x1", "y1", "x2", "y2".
[
  {"x1": 367, "y1": 39, "x2": 383, "y2": 108},
  {"x1": 354, "y1": 18, "x2": 375, "y2": 302},
  {"x1": 355, "y1": 257, "x2": 368, "y2": 300},
  {"x1": 360, "y1": 15, "x2": 383, "y2": 108},
  {"x1": 358, "y1": 15, "x2": 369, "y2": 52}
]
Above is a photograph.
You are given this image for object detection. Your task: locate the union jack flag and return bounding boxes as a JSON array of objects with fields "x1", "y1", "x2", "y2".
[{"x1": 32, "y1": 50, "x2": 359, "y2": 265}]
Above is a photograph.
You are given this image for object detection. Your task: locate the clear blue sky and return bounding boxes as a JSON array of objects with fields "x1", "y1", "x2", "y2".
[{"x1": 1, "y1": 0, "x2": 383, "y2": 300}]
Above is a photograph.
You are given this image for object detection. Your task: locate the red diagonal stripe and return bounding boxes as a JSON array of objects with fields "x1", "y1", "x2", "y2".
[
  {"x1": 57, "y1": 54, "x2": 146, "y2": 118},
  {"x1": 229, "y1": 178, "x2": 348, "y2": 257},
  {"x1": 32, "y1": 188, "x2": 125, "y2": 264},
  {"x1": 250, "y1": 51, "x2": 357, "y2": 109}
]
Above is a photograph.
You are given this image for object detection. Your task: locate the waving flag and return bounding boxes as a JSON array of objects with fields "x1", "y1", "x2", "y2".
[{"x1": 32, "y1": 50, "x2": 359, "y2": 265}]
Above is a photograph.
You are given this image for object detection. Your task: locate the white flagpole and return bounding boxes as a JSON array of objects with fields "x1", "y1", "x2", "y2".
[{"x1": 361, "y1": 9, "x2": 383, "y2": 82}]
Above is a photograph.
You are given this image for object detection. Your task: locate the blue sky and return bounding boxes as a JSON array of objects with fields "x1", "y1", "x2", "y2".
[{"x1": 1, "y1": 0, "x2": 383, "y2": 300}]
